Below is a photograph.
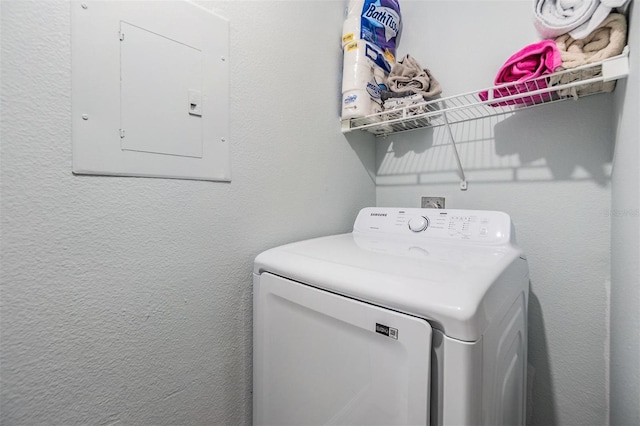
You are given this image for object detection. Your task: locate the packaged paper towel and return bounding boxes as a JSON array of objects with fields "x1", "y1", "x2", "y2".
[
  {"x1": 341, "y1": 0, "x2": 402, "y2": 63},
  {"x1": 341, "y1": 89, "x2": 382, "y2": 121},
  {"x1": 342, "y1": 40, "x2": 391, "y2": 91},
  {"x1": 341, "y1": 41, "x2": 390, "y2": 120}
]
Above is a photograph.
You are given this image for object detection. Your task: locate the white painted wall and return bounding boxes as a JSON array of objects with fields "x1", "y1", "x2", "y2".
[
  {"x1": 2, "y1": 0, "x2": 637, "y2": 425},
  {"x1": 376, "y1": 1, "x2": 617, "y2": 425},
  {"x1": 0, "y1": 1, "x2": 375, "y2": 424},
  {"x1": 610, "y1": 2, "x2": 640, "y2": 425}
]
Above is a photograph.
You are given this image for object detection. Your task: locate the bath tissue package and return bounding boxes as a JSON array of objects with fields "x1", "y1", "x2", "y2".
[
  {"x1": 341, "y1": 0, "x2": 402, "y2": 63},
  {"x1": 341, "y1": 41, "x2": 391, "y2": 120}
]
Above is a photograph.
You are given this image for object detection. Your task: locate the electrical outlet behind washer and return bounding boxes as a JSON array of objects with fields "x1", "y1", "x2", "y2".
[{"x1": 421, "y1": 197, "x2": 445, "y2": 209}]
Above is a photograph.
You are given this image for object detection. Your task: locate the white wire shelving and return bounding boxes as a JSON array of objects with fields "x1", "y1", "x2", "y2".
[{"x1": 341, "y1": 47, "x2": 630, "y2": 190}]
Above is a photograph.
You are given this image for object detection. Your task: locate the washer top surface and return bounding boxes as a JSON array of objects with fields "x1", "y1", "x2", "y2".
[{"x1": 254, "y1": 207, "x2": 528, "y2": 341}]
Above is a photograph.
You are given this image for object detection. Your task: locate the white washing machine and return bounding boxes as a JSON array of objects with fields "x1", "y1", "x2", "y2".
[{"x1": 253, "y1": 207, "x2": 529, "y2": 426}]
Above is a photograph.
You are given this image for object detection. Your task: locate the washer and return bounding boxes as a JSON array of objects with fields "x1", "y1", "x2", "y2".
[{"x1": 253, "y1": 207, "x2": 529, "y2": 426}]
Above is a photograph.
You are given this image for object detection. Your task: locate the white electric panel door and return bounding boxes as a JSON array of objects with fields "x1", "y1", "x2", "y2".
[
  {"x1": 71, "y1": 1, "x2": 230, "y2": 181},
  {"x1": 253, "y1": 273, "x2": 432, "y2": 426},
  {"x1": 120, "y1": 22, "x2": 203, "y2": 158}
]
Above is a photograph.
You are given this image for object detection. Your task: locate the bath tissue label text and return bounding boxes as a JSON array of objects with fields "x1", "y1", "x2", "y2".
[
  {"x1": 347, "y1": 0, "x2": 402, "y2": 60},
  {"x1": 364, "y1": 3, "x2": 400, "y2": 42}
]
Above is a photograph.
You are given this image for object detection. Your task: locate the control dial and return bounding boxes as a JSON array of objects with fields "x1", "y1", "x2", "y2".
[{"x1": 408, "y1": 216, "x2": 429, "y2": 232}]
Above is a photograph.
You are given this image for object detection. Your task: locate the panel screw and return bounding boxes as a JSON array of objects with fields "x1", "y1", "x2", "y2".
[
  {"x1": 81, "y1": 3, "x2": 88, "y2": 9},
  {"x1": 82, "y1": 114, "x2": 89, "y2": 120},
  {"x1": 221, "y1": 137, "x2": 226, "y2": 142},
  {"x1": 221, "y1": 56, "x2": 226, "y2": 61}
]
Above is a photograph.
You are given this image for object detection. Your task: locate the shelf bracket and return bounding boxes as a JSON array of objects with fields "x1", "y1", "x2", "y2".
[{"x1": 442, "y1": 107, "x2": 467, "y2": 191}]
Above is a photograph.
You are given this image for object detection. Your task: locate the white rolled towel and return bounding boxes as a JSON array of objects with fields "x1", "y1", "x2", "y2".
[{"x1": 533, "y1": 0, "x2": 630, "y2": 40}]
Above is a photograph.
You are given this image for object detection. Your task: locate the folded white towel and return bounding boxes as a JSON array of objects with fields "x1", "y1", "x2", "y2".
[
  {"x1": 533, "y1": 0, "x2": 629, "y2": 40},
  {"x1": 551, "y1": 13, "x2": 627, "y2": 98},
  {"x1": 569, "y1": 0, "x2": 629, "y2": 39},
  {"x1": 555, "y1": 12, "x2": 627, "y2": 68}
]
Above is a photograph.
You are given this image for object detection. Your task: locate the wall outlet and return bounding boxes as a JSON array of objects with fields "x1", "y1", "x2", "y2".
[{"x1": 421, "y1": 197, "x2": 445, "y2": 209}]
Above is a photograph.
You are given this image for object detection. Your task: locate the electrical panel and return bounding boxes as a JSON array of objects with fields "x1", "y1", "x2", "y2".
[{"x1": 71, "y1": 1, "x2": 230, "y2": 181}]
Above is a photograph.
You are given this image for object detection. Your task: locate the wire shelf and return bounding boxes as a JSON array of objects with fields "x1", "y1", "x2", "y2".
[{"x1": 341, "y1": 47, "x2": 630, "y2": 137}]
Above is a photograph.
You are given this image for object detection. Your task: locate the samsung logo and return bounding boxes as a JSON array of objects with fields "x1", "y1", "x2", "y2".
[{"x1": 370, "y1": 213, "x2": 387, "y2": 217}]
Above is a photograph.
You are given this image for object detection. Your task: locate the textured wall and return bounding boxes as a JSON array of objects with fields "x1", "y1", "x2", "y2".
[
  {"x1": 3, "y1": 1, "x2": 635, "y2": 425},
  {"x1": 377, "y1": 1, "x2": 614, "y2": 425},
  {"x1": 0, "y1": 1, "x2": 375, "y2": 424},
  {"x1": 610, "y1": 2, "x2": 640, "y2": 425}
]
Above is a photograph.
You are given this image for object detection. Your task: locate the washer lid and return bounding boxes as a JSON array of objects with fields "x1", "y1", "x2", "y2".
[{"x1": 254, "y1": 208, "x2": 529, "y2": 342}]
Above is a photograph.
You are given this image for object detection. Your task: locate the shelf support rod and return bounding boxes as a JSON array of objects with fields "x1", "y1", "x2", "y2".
[{"x1": 442, "y1": 108, "x2": 468, "y2": 191}]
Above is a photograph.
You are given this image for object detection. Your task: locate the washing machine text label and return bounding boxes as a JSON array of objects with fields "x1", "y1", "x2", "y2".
[{"x1": 375, "y1": 323, "x2": 398, "y2": 339}]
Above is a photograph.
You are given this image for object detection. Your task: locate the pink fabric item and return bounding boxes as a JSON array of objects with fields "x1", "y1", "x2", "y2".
[{"x1": 479, "y1": 40, "x2": 562, "y2": 106}]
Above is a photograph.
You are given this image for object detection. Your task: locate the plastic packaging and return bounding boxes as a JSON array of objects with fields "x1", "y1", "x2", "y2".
[
  {"x1": 341, "y1": 41, "x2": 391, "y2": 120},
  {"x1": 341, "y1": 0, "x2": 402, "y2": 63}
]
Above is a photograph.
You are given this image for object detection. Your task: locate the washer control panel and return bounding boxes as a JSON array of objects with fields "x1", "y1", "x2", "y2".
[{"x1": 353, "y1": 207, "x2": 513, "y2": 244}]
